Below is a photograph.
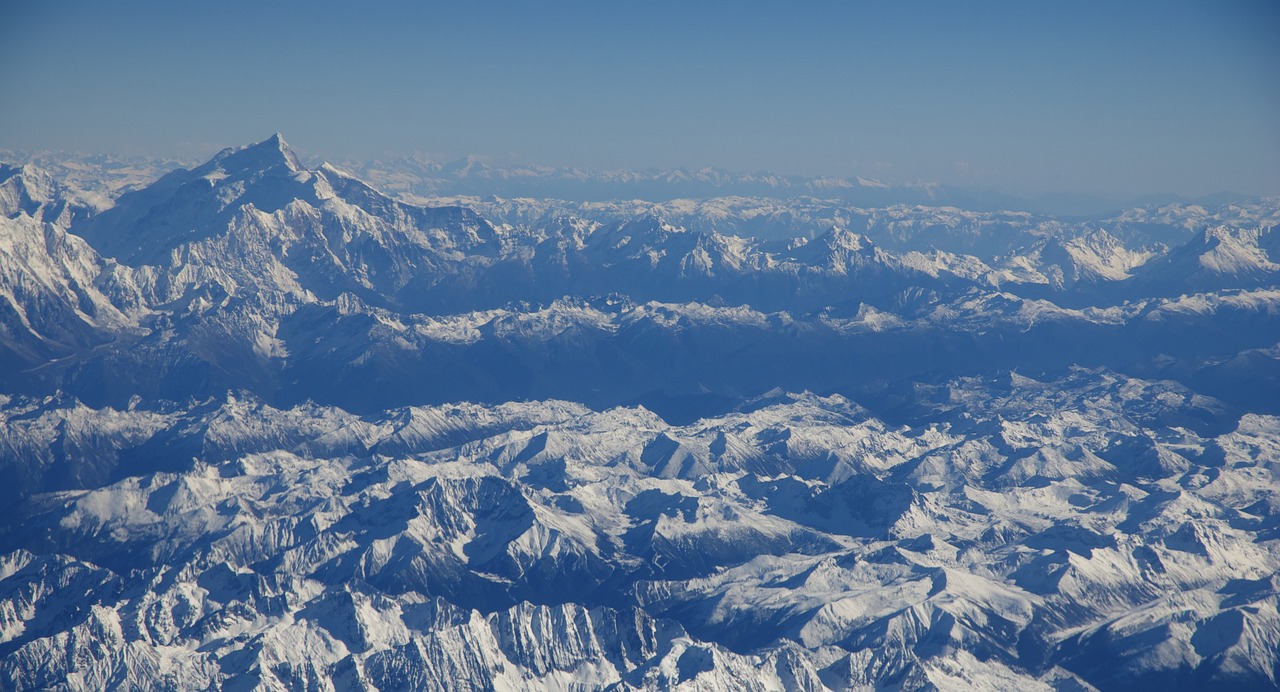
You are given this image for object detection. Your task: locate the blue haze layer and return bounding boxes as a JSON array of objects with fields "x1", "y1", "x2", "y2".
[{"x1": 1, "y1": 1, "x2": 1278, "y2": 199}]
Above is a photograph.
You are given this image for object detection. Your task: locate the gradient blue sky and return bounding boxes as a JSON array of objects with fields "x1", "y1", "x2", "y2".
[{"x1": 2, "y1": 1, "x2": 1277, "y2": 198}]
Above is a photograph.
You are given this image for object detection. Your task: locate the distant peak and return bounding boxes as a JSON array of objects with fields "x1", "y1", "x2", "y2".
[
  {"x1": 1199, "y1": 225, "x2": 1237, "y2": 242},
  {"x1": 254, "y1": 132, "x2": 302, "y2": 169},
  {"x1": 209, "y1": 133, "x2": 303, "y2": 175},
  {"x1": 318, "y1": 161, "x2": 356, "y2": 178}
]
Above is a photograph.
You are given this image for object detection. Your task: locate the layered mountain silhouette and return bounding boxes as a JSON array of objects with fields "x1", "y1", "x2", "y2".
[{"x1": 0, "y1": 135, "x2": 1277, "y2": 689}]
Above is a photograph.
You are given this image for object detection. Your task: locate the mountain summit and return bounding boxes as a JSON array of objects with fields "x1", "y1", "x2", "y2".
[
  {"x1": 205, "y1": 132, "x2": 303, "y2": 176},
  {"x1": 73, "y1": 133, "x2": 318, "y2": 262}
]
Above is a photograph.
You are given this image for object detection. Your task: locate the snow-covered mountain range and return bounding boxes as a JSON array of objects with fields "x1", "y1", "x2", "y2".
[
  {"x1": 1, "y1": 135, "x2": 1277, "y2": 690},
  {"x1": 335, "y1": 154, "x2": 1258, "y2": 217}
]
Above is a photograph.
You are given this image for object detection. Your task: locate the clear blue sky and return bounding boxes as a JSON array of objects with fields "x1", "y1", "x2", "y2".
[{"x1": 2, "y1": 1, "x2": 1277, "y2": 198}]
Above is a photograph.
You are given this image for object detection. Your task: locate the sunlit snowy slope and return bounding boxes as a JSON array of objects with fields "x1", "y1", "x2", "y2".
[{"x1": 1, "y1": 136, "x2": 1277, "y2": 690}]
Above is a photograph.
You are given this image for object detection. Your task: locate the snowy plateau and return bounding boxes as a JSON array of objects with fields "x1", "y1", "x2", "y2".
[{"x1": 0, "y1": 134, "x2": 1278, "y2": 691}]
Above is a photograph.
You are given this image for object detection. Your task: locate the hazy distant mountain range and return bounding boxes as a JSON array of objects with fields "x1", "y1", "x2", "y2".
[
  {"x1": 4, "y1": 143, "x2": 1261, "y2": 217},
  {"x1": 1, "y1": 135, "x2": 1277, "y2": 690},
  {"x1": 333, "y1": 154, "x2": 1260, "y2": 217}
]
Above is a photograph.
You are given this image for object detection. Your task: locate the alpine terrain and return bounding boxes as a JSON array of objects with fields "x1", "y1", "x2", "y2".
[{"x1": 1, "y1": 135, "x2": 1278, "y2": 690}]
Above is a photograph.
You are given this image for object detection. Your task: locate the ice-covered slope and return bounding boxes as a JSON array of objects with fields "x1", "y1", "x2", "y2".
[
  {"x1": 3, "y1": 141, "x2": 1278, "y2": 411},
  {"x1": 1, "y1": 369, "x2": 1277, "y2": 690},
  {"x1": 0, "y1": 163, "x2": 146, "y2": 386},
  {"x1": 1, "y1": 136, "x2": 1278, "y2": 689},
  {"x1": 1128, "y1": 226, "x2": 1280, "y2": 295},
  {"x1": 0, "y1": 136, "x2": 1274, "y2": 422}
]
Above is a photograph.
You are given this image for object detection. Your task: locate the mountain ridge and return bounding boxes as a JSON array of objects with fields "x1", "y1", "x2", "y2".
[{"x1": 0, "y1": 134, "x2": 1277, "y2": 690}]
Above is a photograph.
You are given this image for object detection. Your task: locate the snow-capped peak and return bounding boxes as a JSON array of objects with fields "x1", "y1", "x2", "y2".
[{"x1": 205, "y1": 132, "x2": 302, "y2": 177}]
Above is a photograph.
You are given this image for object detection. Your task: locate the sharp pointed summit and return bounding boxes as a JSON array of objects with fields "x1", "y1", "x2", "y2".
[
  {"x1": 208, "y1": 132, "x2": 303, "y2": 175},
  {"x1": 73, "y1": 133, "x2": 316, "y2": 262}
]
